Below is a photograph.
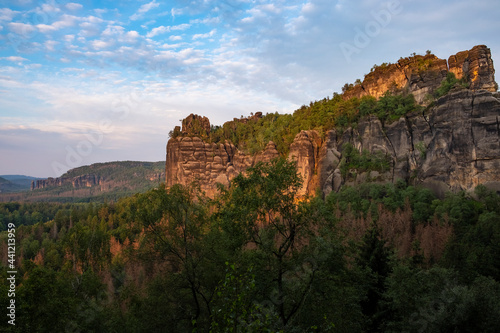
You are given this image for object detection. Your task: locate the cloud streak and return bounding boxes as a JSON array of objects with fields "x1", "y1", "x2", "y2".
[{"x1": 130, "y1": 0, "x2": 161, "y2": 21}]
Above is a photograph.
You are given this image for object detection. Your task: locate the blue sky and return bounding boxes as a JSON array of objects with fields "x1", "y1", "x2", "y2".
[{"x1": 0, "y1": 0, "x2": 499, "y2": 177}]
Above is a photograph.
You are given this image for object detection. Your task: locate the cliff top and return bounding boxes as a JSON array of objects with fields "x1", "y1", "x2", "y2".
[{"x1": 342, "y1": 45, "x2": 497, "y2": 103}]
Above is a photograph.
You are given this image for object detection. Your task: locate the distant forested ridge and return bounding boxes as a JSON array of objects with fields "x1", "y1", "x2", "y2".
[{"x1": 0, "y1": 161, "x2": 165, "y2": 203}]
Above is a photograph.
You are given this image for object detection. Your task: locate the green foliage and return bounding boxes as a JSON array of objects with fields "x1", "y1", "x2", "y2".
[
  {"x1": 374, "y1": 91, "x2": 421, "y2": 123},
  {"x1": 339, "y1": 143, "x2": 391, "y2": 180},
  {"x1": 2, "y1": 161, "x2": 500, "y2": 332},
  {"x1": 206, "y1": 91, "x2": 421, "y2": 155},
  {"x1": 0, "y1": 202, "x2": 64, "y2": 230},
  {"x1": 438, "y1": 187, "x2": 500, "y2": 281},
  {"x1": 327, "y1": 181, "x2": 437, "y2": 223},
  {"x1": 414, "y1": 141, "x2": 427, "y2": 159},
  {"x1": 370, "y1": 62, "x2": 390, "y2": 73},
  {"x1": 383, "y1": 266, "x2": 500, "y2": 332},
  {"x1": 210, "y1": 263, "x2": 280, "y2": 333},
  {"x1": 357, "y1": 225, "x2": 393, "y2": 332},
  {"x1": 433, "y1": 72, "x2": 469, "y2": 99}
]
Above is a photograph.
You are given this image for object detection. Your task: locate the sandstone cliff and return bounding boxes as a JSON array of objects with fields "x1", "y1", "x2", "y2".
[
  {"x1": 165, "y1": 136, "x2": 279, "y2": 196},
  {"x1": 165, "y1": 46, "x2": 499, "y2": 198},
  {"x1": 343, "y1": 45, "x2": 497, "y2": 104}
]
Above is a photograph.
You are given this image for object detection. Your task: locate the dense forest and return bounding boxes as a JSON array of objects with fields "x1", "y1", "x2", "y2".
[{"x1": 1, "y1": 158, "x2": 499, "y2": 332}]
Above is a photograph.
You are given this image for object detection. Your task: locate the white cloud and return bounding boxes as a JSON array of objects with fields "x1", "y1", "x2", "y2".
[
  {"x1": 39, "y1": 3, "x2": 61, "y2": 14},
  {"x1": 25, "y1": 63, "x2": 42, "y2": 69},
  {"x1": 64, "y1": 34, "x2": 75, "y2": 42},
  {"x1": 79, "y1": 16, "x2": 105, "y2": 37},
  {"x1": 36, "y1": 24, "x2": 56, "y2": 33},
  {"x1": 53, "y1": 14, "x2": 79, "y2": 29},
  {"x1": 0, "y1": 8, "x2": 18, "y2": 21},
  {"x1": 8, "y1": 22, "x2": 36, "y2": 35},
  {"x1": 36, "y1": 14, "x2": 79, "y2": 33},
  {"x1": 171, "y1": 23, "x2": 190, "y2": 31},
  {"x1": 1, "y1": 56, "x2": 28, "y2": 62},
  {"x1": 94, "y1": 8, "x2": 107, "y2": 16},
  {"x1": 45, "y1": 40, "x2": 58, "y2": 52},
  {"x1": 193, "y1": 29, "x2": 216, "y2": 40},
  {"x1": 126, "y1": 30, "x2": 139, "y2": 39},
  {"x1": 102, "y1": 24, "x2": 125, "y2": 37},
  {"x1": 147, "y1": 25, "x2": 169, "y2": 38},
  {"x1": 171, "y1": 7, "x2": 183, "y2": 18},
  {"x1": 91, "y1": 39, "x2": 112, "y2": 50},
  {"x1": 169, "y1": 35, "x2": 182, "y2": 41},
  {"x1": 130, "y1": 0, "x2": 160, "y2": 21},
  {"x1": 66, "y1": 3, "x2": 83, "y2": 11}
]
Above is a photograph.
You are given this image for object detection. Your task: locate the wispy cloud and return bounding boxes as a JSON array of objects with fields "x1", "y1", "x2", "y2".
[
  {"x1": 130, "y1": 0, "x2": 160, "y2": 21},
  {"x1": 66, "y1": 3, "x2": 83, "y2": 11},
  {"x1": 147, "y1": 23, "x2": 190, "y2": 38},
  {"x1": 193, "y1": 29, "x2": 216, "y2": 40},
  {"x1": 1, "y1": 56, "x2": 28, "y2": 62},
  {"x1": 147, "y1": 25, "x2": 170, "y2": 38}
]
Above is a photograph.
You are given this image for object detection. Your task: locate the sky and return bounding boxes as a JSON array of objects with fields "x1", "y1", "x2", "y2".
[{"x1": 0, "y1": 0, "x2": 499, "y2": 177}]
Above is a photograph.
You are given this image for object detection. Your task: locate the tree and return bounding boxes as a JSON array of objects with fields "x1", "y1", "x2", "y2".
[
  {"x1": 216, "y1": 158, "x2": 324, "y2": 329},
  {"x1": 382, "y1": 266, "x2": 500, "y2": 332},
  {"x1": 357, "y1": 224, "x2": 393, "y2": 332},
  {"x1": 134, "y1": 183, "x2": 217, "y2": 330}
]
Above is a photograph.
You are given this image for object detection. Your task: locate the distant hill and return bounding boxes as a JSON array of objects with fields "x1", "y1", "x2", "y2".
[
  {"x1": 0, "y1": 175, "x2": 41, "y2": 193},
  {"x1": 0, "y1": 161, "x2": 165, "y2": 202}
]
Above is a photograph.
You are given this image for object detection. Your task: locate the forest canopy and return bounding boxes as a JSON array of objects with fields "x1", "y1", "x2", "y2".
[{"x1": 1, "y1": 159, "x2": 500, "y2": 332}]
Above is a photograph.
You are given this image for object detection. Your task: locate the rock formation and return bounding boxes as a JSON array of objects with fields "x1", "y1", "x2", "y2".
[
  {"x1": 165, "y1": 133, "x2": 280, "y2": 197},
  {"x1": 343, "y1": 45, "x2": 496, "y2": 104},
  {"x1": 165, "y1": 45, "x2": 499, "y2": 197}
]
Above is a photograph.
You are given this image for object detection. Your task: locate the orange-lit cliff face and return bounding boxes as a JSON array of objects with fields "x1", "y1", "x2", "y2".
[
  {"x1": 343, "y1": 45, "x2": 496, "y2": 105},
  {"x1": 166, "y1": 45, "x2": 500, "y2": 198}
]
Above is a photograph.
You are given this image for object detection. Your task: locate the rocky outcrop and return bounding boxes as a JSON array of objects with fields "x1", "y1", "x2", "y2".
[
  {"x1": 32, "y1": 174, "x2": 103, "y2": 190},
  {"x1": 288, "y1": 130, "x2": 322, "y2": 196},
  {"x1": 448, "y1": 45, "x2": 497, "y2": 91},
  {"x1": 316, "y1": 89, "x2": 500, "y2": 197},
  {"x1": 343, "y1": 45, "x2": 496, "y2": 104},
  {"x1": 165, "y1": 135, "x2": 280, "y2": 197},
  {"x1": 166, "y1": 46, "x2": 499, "y2": 198},
  {"x1": 166, "y1": 93, "x2": 500, "y2": 198}
]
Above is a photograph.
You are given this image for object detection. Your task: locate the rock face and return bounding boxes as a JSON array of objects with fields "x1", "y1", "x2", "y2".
[
  {"x1": 165, "y1": 136, "x2": 280, "y2": 197},
  {"x1": 167, "y1": 90, "x2": 500, "y2": 197},
  {"x1": 448, "y1": 45, "x2": 497, "y2": 91},
  {"x1": 343, "y1": 45, "x2": 496, "y2": 104},
  {"x1": 319, "y1": 89, "x2": 500, "y2": 197},
  {"x1": 166, "y1": 46, "x2": 499, "y2": 197}
]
